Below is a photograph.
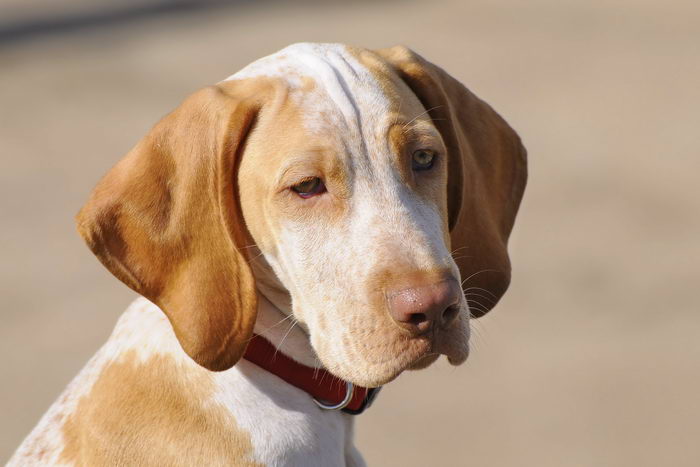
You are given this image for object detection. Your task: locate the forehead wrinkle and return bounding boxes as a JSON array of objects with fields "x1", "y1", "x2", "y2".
[
  {"x1": 294, "y1": 56, "x2": 395, "y2": 184},
  {"x1": 303, "y1": 53, "x2": 361, "y2": 125},
  {"x1": 295, "y1": 51, "x2": 383, "y2": 166},
  {"x1": 230, "y1": 43, "x2": 408, "y2": 192}
]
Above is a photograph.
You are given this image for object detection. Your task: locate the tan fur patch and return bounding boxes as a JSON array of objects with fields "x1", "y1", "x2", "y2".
[
  {"x1": 239, "y1": 84, "x2": 350, "y2": 238},
  {"x1": 60, "y1": 351, "x2": 261, "y2": 466},
  {"x1": 76, "y1": 80, "x2": 273, "y2": 372}
]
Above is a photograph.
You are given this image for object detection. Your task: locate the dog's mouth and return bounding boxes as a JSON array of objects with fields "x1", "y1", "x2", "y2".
[
  {"x1": 409, "y1": 326, "x2": 471, "y2": 369},
  {"x1": 407, "y1": 338, "x2": 471, "y2": 370},
  {"x1": 311, "y1": 317, "x2": 470, "y2": 387}
]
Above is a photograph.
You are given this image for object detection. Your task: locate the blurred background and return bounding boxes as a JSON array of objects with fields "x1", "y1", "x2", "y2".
[{"x1": 2, "y1": 0, "x2": 699, "y2": 465}]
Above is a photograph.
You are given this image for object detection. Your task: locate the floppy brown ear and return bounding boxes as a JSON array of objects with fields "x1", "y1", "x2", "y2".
[
  {"x1": 375, "y1": 46, "x2": 527, "y2": 317},
  {"x1": 76, "y1": 81, "x2": 263, "y2": 370}
]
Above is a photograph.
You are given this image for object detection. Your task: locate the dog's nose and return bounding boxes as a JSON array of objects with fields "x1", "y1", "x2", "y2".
[{"x1": 387, "y1": 279, "x2": 461, "y2": 334}]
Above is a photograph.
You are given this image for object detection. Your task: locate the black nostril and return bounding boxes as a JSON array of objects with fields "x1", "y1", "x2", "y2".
[
  {"x1": 441, "y1": 305, "x2": 460, "y2": 325},
  {"x1": 408, "y1": 312, "x2": 427, "y2": 325}
]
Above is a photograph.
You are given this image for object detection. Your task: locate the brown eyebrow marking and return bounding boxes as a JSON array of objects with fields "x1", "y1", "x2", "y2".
[{"x1": 275, "y1": 151, "x2": 328, "y2": 189}]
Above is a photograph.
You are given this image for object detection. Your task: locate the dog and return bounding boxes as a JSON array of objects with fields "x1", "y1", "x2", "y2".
[{"x1": 9, "y1": 42, "x2": 527, "y2": 466}]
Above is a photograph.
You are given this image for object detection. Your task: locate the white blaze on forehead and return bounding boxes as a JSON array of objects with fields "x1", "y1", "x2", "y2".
[{"x1": 225, "y1": 42, "x2": 392, "y2": 145}]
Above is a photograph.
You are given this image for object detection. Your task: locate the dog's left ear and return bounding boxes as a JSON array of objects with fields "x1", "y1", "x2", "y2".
[
  {"x1": 77, "y1": 81, "x2": 265, "y2": 370},
  {"x1": 375, "y1": 46, "x2": 528, "y2": 317}
]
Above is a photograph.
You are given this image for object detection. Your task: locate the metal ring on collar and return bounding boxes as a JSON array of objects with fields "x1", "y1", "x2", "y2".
[{"x1": 313, "y1": 382, "x2": 354, "y2": 410}]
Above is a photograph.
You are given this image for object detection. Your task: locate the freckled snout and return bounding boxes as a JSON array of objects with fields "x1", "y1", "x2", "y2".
[{"x1": 387, "y1": 279, "x2": 462, "y2": 334}]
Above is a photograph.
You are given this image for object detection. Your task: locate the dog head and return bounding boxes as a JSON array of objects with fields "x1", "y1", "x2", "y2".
[{"x1": 77, "y1": 43, "x2": 526, "y2": 387}]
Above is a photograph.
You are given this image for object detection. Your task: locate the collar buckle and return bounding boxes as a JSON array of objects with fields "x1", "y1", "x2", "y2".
[
  {"x1": 342, "y1": 386, "x2": 382, "y2": 415},
  {"x1": 313, "y1": 381, "x2": 354, "y2": 410}
]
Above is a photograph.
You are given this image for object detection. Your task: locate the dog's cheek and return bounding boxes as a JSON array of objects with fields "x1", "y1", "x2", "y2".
[{"x1": 272, "y1": 222, "x2": 337, "y2": 322}]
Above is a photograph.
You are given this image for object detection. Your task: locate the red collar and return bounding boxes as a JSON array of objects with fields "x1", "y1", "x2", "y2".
[{"x1": 243, "y1": 334, "x2": 381, "y2": 415}]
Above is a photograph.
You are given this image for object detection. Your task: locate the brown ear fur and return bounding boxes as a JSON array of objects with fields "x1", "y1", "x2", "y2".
[
  {"x1": 376, "y1": 46, "x2": 528, "y2": 317},
  {"x1": 76, "y1": 81, "x2": 263, "y2": 370}
]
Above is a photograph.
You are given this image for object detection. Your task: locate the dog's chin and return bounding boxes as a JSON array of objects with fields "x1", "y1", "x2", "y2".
[
  {"x1": 311, "y1": 311, "x2": 471, "y2": 387},
  {"x1": 317, "y1": 334, "x2": 470, "y2": 387},
  {"x1": 317, "y1": 337, "x2": 434, "y2": 387},
  {"x1": 407, "y1": 352, "x2": 441, "y2": 370}
]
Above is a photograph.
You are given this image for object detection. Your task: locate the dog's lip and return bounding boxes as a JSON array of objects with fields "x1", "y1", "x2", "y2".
[
  {"x1": 446, "y1": 351, "x2": 469, "y2": 365},
  {"x1": 436, "y1": 334, "x2": 470, "y2": 366},
  {"x1": 408, "y1": 330, "x2": 470, "y2": 368}
]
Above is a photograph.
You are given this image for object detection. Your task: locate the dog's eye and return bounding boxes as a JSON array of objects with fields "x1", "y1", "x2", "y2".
[
  {"x1": 291, "y1": 177, "x2": 326, "y2": 198},
  {"x1": 412, "y1": 150, "x2": 435, "y2": 171}
]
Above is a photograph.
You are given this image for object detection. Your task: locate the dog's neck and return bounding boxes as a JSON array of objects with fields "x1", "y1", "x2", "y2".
[
  {"x1": 253, "y1": 294, "x2": 320, "y2": 368},
  {"x1": 250, "y1": 254, "x2": 321, "y2": 368}
]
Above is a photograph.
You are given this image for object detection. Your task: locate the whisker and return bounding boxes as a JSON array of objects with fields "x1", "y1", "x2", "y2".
[
  {"x1": 401, "y1": 105, "x2": 444, "y2": 131},
  {"x1": 463, "y1": 286, "x2": 499, "y2": 299},
  {"x1": 250, "y1": 313, "x2": 296, "y2": 340},
  {"x1": 466, "y1": 301, "x2": 490, "y2": 315},
  {"x1": 460, "y1": 269, "x2": 500, "y2": 287},
  {"x1": 449, "y1": 246, "x2": 470, "y2": 255},
  {"x1": 272, "y1": 318, "x2": 299, "y2": 360},
  {"x1": 464, "y1": 292, "x2": 498, "y2": 306},
  {"x1": 451, "y1": 255, "x2": 471, "y2": 262}
]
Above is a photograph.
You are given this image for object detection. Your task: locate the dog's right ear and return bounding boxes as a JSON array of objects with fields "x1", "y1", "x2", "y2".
[
  {"x1": 76, "y1": 80, "x2": 266, "y2": 371},
  {"x1": 375, "y1": 46, "x2": 528, "y2": 317}
]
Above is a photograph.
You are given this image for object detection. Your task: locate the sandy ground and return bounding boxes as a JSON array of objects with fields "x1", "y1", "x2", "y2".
[{"x1": 2, "y1": 0, "x2": 699, "y2": 465}]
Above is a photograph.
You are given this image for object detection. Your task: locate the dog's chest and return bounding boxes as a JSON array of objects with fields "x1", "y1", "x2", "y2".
[
  {"x1": 9, "y1": 300, "x2": 359, "y2": 467},
  {"x1": 211, "y1": 360, "x2": 355, "y2": 466}
]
